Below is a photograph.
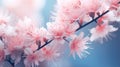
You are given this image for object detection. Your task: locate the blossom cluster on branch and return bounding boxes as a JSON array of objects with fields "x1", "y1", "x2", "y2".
[{"x1": 0, "y1": 0, "x2": 119, "y2": 67}]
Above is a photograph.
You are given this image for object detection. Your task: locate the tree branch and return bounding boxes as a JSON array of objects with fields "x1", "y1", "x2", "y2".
[
  {"x1": 76, "y1": 10, "x2": 109, "y2": 31},
  {"x1": 63, "y1": 37, "x2": 70, "y2": 43},
  {"x1": 34, "y1": 39, "x2": 54, "y2": 52},
  {"x1": 35, "y1": 10, "x2": 110, "y2": 51}
]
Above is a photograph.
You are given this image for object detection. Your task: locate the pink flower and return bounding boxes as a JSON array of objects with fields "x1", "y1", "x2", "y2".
[
  {"x1": 107, "y1": 0, "x2": 120, "y2": 10},
  {"x1": 41, "y1": 45, "x2": 60, "y2": 61},
  {"x1": 0, "y1": 49, "x2": 4, "y2": 62},
  {"x1": 57, "y1": 0, "x2": 81, "y2": 9},
  {"x1": 24, "y1": 48, "x2": 44, "y2": 67},
  {"x1": 47, "y1": 22, "x2": 79, "y2": 39},
  {"x1": 16, "y1": 17, "x2": 37, "y2": 34},
  {"x1": 102, "y1": 9, "x2": 120, "y2": 22},
  {"x1": 0, "y1": 9, "x2": 15, "y2": 25},
  {"x1": 70, "y1": 32, "x2": 89, "y2": 59},
  {"x1": 42, "y1": 48, "x2": 60, "y2": 61},
  {"x1": 29, "y1": 27, "x2": 50, "y2": 45},
  {"x1": 4, "y1": 34, "x2": 33, "y2": 65},
  {"x1": 55, "y1": 0, "x2": 102, "y2": 24},
  {"x1": 29, "y1": 44, "x2": 38, "y2": 51},
  {"x1": 80, "y1": 0, "x2": 101, "y2": 13},
  {"x1": 61, "y1": 0, "x2": 82, "y2": 20},
  {"x1": 4, "y1": 33, "x2": 33, "y2": 52},
  {"x1": 4, "y1": 25, "x2": 17, "y2": 36},
  {"x1": 0, "y1": 24, "x2": 17, "y2": 37},
  {"x1": 108, "y1": 8, "x2": 120, "y2": 21},
  {"x1": 0, "y1": 24, "x2": 7, "y2": 36},
  {"x1": 55, "y1": 0, "x2": 84, "y2": 23},
  {"x1": 64, "y1": 22, "x2": 79, "y2": 36},
  {"x1": 90, "y1": 22, "x2": 118, "y2": 42},
  {"x1": 47, "y1": 22, "x2": 66, "y2": 39}
]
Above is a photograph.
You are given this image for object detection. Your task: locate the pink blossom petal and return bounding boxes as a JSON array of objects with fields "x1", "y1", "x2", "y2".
[{"x1": 70, "y1": 32, "x2": 89, "y2": 59}]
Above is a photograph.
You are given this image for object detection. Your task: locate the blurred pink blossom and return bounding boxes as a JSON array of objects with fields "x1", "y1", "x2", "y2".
[
  {"x1": 90, "y1": 22, "x2": 118, "y2": 42},
  {"x1": 70, "y1": 32, "x2": 89, "y2": 59}
]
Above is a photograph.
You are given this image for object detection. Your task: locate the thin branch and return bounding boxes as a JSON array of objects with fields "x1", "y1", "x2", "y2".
[
  {"x1": 35, "y1": 10, "x2": 110, "y2": 51},
  {"x1": 76, "y1": 19, "x2": 82, "y2": 27},
  {"x1": 34, "y1": 39, "x2": 54, "y2": 52},
  {"x1": 76, "y1": 10, "x2": 110, "y2": 31},
  {"x1": 63, "y1": 37, "x2": 70, "y2": 43},
  {"x1": 36, "y1": 40, "x2": 41, "y2": 50}
]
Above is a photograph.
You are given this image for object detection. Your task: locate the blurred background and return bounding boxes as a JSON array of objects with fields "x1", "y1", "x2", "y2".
[{"x1": 1, "y1": 0, "x2": 120, "y2": 67}]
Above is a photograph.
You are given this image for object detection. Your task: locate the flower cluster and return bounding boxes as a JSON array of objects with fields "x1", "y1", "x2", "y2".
[{"x1": 0, "y1": 0, "x2": 119, "y2": 67}]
